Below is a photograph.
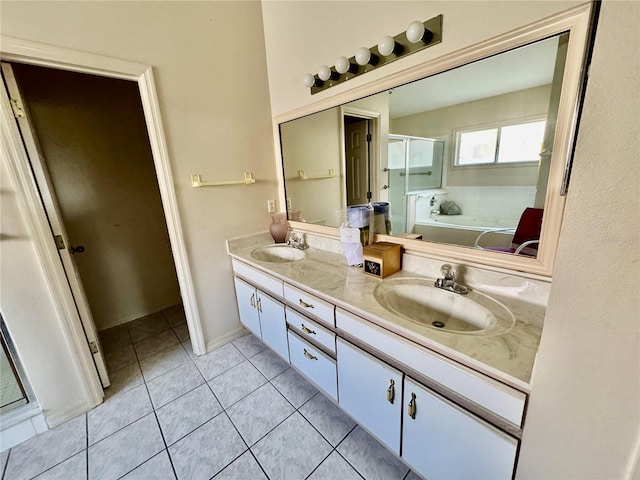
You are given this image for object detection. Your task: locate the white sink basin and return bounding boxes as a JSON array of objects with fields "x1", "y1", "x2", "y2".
[
  {"x1": 251, "y1": 244, "x2": 306, "y2": 263},
  {"x1": 373, "y1": 277, "x2": 515, "y2": 334}
]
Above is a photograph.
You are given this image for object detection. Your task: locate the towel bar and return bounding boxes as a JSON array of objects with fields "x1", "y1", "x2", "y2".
[
  {"x1": 298, "y1": 169, "x2": 336, "y2": 181},
  {"x1": 191, "y1": 172, "x2": 255, "y2": 187}
]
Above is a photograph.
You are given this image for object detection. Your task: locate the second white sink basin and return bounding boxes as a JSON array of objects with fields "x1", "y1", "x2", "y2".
[
  {"x1": 251, "y1": 244, "x2": 306, "y2": 263},
  {"x1": 374, "y1": 277, "x2": 515, "y2": 334}
]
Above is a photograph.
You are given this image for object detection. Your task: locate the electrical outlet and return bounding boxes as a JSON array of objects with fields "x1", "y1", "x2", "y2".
[{"x1": 267, "y1": 199, "x2": 275, "y2": 213}]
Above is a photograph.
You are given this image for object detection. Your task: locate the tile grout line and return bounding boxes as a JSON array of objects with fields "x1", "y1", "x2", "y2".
[
  {"x1": 134, "y1": 364, "x2": 179, "y2": 480},
  {"x1": 1, "y1": 449, "x2": 11, "y2": 480},
  {"x1": 201, "y1": 383, "x2": 259, "y2": 480},
  {"x1": 86, "y1": 413, "x2": 89, "y2": 480}
]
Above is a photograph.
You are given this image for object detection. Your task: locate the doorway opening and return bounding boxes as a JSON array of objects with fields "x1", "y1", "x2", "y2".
[
  {"x1": 1, "y1": 38, "x2": 203, "y2": 417},
  {"x1": 4, "y1": 61, "x2": 187, "y2": 387}
]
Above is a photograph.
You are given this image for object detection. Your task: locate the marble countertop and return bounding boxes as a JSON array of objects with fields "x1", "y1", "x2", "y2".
[{"x1": 227, "y1": 233, "x2": 545, "y2": 392}]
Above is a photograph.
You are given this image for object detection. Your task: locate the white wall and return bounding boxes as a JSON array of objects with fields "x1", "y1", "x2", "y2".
[
  {"x1": 12, "y1": 64, "x2": 181, "y2": 330},
  {"x1": 1, "y1": 0, "x2": 276, "y2": 422},
  {"x1": 262, "y1": 0, "x2": 639, "y2": 477},
  {"x1": 517, "y1": 2, "x2": 640, "y2": 477},
  {"x1": 1, "y1": 159, "x2": 91, "y2": 426}
]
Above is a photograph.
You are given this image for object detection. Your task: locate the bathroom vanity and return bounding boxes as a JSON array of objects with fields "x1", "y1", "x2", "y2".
[
  {"x1": 227, "y1": 232, "x2": 548, "y2": 479},
  {"x1": 225, "y1": 5, "x2": 595, "y2": 478}
]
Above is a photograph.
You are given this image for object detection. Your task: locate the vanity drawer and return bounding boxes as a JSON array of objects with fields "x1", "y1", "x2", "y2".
[
  {"x1": 232, "y1": 259, "x2": 283, "y2": 298},
  {"x1": 336, "y1": 308, "x2": 527, "y2": 427},
  {"x1": 283, "y1": 283, "x2": 335, "y2": 327},
  {"x1": 288, "y1": 331, "x2": 337, "y2": 400},
  {"x1": 286, "y1": 308, "x2": 336, "y2": 354}
]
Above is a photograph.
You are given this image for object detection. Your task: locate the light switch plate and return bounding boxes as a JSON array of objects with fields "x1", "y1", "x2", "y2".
[{"x1": 267, "y1": 199, "x2": 275, "y2": 213}]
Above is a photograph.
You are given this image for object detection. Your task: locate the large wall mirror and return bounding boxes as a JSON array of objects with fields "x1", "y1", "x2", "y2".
[{"x1": 276, "y1": 5, "x2": 593, "y2": 276}]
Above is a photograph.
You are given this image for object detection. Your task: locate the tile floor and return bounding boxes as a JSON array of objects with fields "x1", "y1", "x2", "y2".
[{"x1": 0, "y1": 305, "x2": 421, "y2": 480}]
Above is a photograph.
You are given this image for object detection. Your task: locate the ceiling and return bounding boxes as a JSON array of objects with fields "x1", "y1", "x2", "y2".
[{"x1": 389, "y1": 35, "x2": 561, "y2": 118}]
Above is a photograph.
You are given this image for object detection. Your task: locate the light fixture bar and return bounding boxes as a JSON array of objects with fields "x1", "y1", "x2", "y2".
[{"x1": 308, "y1": 14, "x2": 443, "y2": 95}]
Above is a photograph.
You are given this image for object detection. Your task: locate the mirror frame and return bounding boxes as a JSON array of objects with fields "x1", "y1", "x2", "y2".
[{"x1": 272, "y1": 4, "x2": 593, "y2": 277}]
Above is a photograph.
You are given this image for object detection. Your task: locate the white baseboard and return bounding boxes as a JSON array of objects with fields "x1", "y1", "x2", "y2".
[
  {"x1": 204, "y1": 326, "x2": 248, "y2": 353},
  {"x1": 99, "y1": 300, "x2": 183, "y2": 331},
  {"x1": 43, "y1": 397, "x2": 98, "y2": 428}
]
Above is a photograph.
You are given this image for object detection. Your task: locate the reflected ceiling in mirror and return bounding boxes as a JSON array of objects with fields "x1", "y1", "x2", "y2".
[{"x1": 280, "y1": 32, "x2": 569, "y2": 261}]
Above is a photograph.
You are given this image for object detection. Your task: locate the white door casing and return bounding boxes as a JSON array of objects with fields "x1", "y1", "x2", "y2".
[{"x1": 0, "y1": 36, "x2": 204, "y2": 406}]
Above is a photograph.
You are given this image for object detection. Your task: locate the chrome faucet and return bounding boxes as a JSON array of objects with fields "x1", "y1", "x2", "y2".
[
  {"x1": 287, "y1": 232, "x2": 307, "y2": 250},
  {"x1": 434, "y1": 264, "x2": 468, "y2": 294}
]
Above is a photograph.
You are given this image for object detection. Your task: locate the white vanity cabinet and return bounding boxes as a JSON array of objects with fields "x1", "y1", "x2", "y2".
[
  {"x1": 402, "y1": 376, "x2": 518, "y2": 479},
  {"x1": 230, "y1": 255, "x2": 524, "y2": 479},
  {"x1": 232, "y1": 264, "x2": 289, "y2": 360},
  {"x1": 336, "y1": 338, "x2": 403, "y2": 454}
]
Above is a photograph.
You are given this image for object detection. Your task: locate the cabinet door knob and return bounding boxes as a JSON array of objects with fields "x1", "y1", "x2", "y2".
[
  {"x1": 301, "y1": 324, "x2": 316, "y2": 335},
  {"x1": 299, "y1": 299, "x2": 314, "y2": 309},
  {"x1": 256, "y1": 298, "x2": 262, "y2": 313},
  {"x1": 408, "y1": 392, "x2": 417, "y2": 419},
  {"x1": 250, "y1": 293, "x2": 255, "y2": 308},
  {"x1": 387, "y1": 379, "x2": 395, "y2": 404},
  {"x1": 303, "y1": 349, "x2": 318, "y2": 361}
]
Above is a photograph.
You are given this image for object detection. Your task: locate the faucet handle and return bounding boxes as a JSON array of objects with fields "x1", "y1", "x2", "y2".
[{"x1": 440, "y1": 264, "x2": 455, "y2": 280}]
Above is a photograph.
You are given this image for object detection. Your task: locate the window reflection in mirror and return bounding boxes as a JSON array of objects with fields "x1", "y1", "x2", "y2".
[{"x1": 279, "y1": 32, "x2": 570, "y2": 259}]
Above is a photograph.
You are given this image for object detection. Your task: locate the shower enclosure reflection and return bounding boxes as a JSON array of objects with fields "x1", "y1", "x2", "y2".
[{"x1": 387, "y1": 135, "x2": 443, "y2": 234}]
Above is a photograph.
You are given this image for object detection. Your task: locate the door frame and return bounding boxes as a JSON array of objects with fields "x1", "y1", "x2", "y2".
[
  {"x1": 0, "y1": 36, "x2": 205, "y2": 404},
  {"x1": 339, "y1": 106, "x2": 381, "y2": 208}
]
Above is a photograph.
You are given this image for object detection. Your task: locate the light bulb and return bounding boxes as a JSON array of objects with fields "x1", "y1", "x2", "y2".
[
  {"x1": 335, "y1": 56, "x2": 351, "y2": 74},
  {"x1": 303, "y1": 73, "x2": 316, "y2": 88},
  {"x1": 406, "y1": 20, "x2": 426, "y2": 43},
  {"x1": 318, "y1": 65, "x2": 332, "y2": 81},
  {"x1": 355, "y1": 47, "x2": 372, "y2": 66},
  {"x1": 378, "y1": 35, "x2": 396, "y2": 56}
]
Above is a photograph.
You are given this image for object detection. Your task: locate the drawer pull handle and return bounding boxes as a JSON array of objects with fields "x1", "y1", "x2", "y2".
[
  {"x1": 387, "y1": 379, "x2": 395, "y2": 404},
  {"x1": 301, "y1": 324, "x2": 316, "y2": 335},
  {"x1": 408, "y1": 392, "x2": 417, "y2": 419},
  {"x1": 256, "y1": 298, "x2": 262, "y2": 313},
  {"x1": 299, "y1": 299, "x2": 314, "y2": 309},
  {"x1": 250, "y1": 293, "x2": 255, "y2": 308},
  {"x1": 303, "y1": 349, "x2": 318, "y2": 361}
]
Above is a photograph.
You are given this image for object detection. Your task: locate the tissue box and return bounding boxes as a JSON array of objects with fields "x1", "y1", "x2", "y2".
[{"x1": 363, "y1": 242, "x2": 402, "y2": 278}]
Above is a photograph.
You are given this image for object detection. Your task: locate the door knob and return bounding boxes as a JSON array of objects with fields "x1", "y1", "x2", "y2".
[
  {"x1": 383, "y1": 185, "x2": 389, "y2": 190},
  {"x1": 70, "y1": 245, "x2": 85, "y2": 254}
]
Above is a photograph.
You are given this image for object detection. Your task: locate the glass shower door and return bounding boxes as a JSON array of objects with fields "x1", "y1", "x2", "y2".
[
  {"x1": 387, "y1": 137, "x2": 408, "y2": 234},
  {"x1": 1, "y1": 316, "x2": 31, "y2": 413},
  {"x1": 387, "y1": 135, "x2": 444, "y2": 234}
]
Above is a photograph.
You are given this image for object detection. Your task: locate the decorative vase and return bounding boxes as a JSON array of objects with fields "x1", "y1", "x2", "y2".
[{"x1": 269, "y1": 212, "x2": 289, "y2": 243}]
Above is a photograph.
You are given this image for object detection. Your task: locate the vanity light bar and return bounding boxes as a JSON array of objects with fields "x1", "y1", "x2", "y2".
[{"x1": 305, "y1": 15, "x2": 443, "y2": 95}]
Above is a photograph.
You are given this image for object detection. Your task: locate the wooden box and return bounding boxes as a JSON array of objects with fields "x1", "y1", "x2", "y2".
[{"x1": 363, "y1": 242, "x2": 402, "y2": 278}]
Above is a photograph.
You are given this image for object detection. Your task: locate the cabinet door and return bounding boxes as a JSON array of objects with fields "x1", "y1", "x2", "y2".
[
  {"x1": 234, "y1": 277, "x2": 261, "y2": 337},
  {"x1": 402, "y1": 376, "x2": 518, "y2": 480},
  {"x1": 337, "y1": 338, "x2": 403, "y2": 454},
  {"x1": 257, "y1": 291, "x2": 288, "y2": 360}
]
